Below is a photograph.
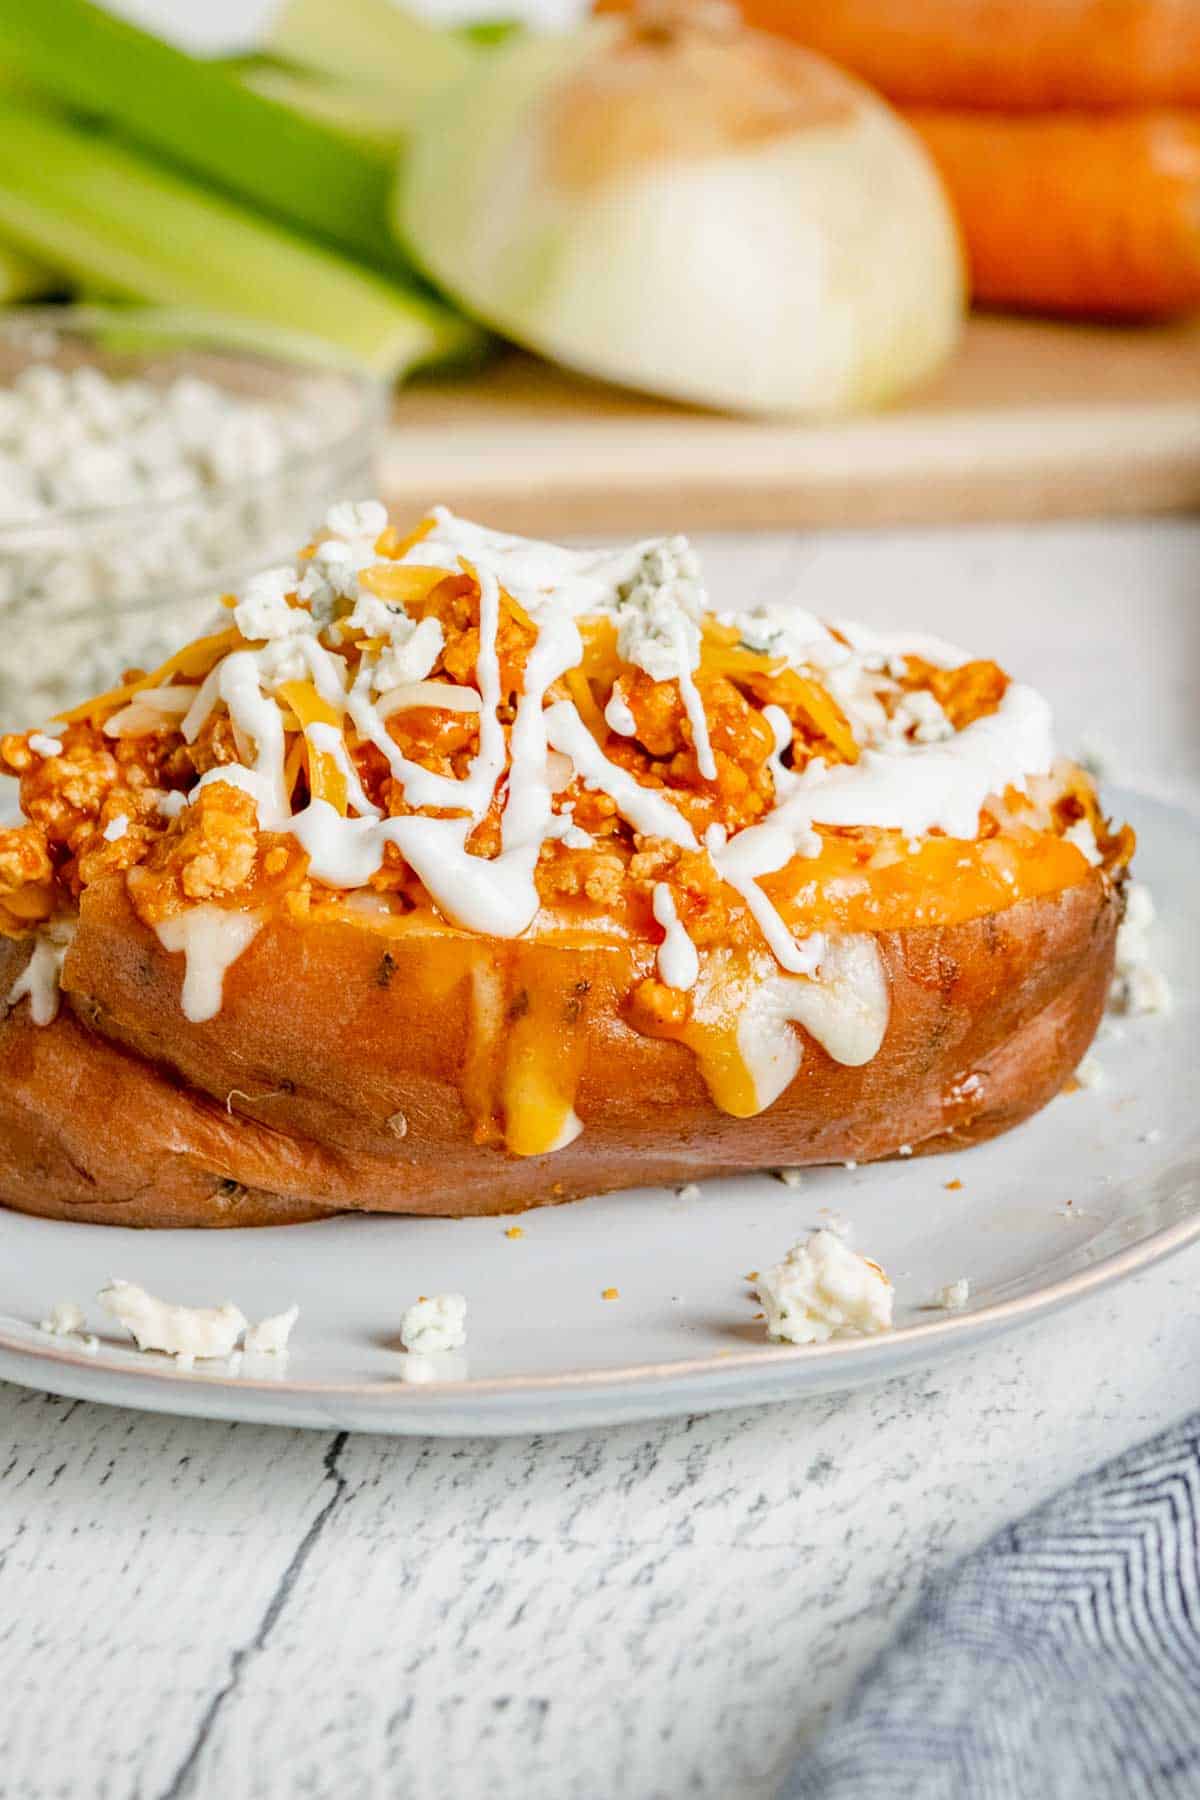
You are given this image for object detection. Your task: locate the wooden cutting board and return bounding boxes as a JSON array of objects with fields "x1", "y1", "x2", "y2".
[{"x1": 381, "y1": 313, "x2": 1200, "y2": 535}]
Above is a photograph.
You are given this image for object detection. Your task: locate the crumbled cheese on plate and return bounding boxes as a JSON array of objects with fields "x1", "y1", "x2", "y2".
[
  {"x1": 754, "y1": 1230, "x2": 893, "y2": 1345},
  {"x1": 400, "y1": 1293, "x2": 467, "y2": 1354},
  {"x1": 243, "y1": 1305, "x2": 300, "y2": 1356},
  {"x1": 99, "y1": 1279, "x2": 246, "y2": 1369},
  {"x1": 39, "y1": 1299, "x2": 85, "y2": 1337},
  {"x1": 1110, "y1": 882, "x2": 1172, "y2": 1016},
  {"x1": 94, "y1": 1280, "x2": 300, "y2": 1370}
]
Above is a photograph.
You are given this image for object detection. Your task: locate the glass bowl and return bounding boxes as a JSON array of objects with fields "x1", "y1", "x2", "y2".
[{"x1": 0, "y1": 305, "x2": 387, "y2": 730}]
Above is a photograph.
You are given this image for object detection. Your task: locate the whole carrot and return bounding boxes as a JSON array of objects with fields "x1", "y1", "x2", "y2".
[
  {"x1": 905, "y1": 108, "x2": 1200, "y2": 315},
  {"x1": 596, "y1": 0, "x2": 1200, "y2": 110}
]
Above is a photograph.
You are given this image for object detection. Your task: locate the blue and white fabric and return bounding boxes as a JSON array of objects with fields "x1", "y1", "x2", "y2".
[{"x1": 783, "y1": 1412, "x2": 1200, "y2": 1799}]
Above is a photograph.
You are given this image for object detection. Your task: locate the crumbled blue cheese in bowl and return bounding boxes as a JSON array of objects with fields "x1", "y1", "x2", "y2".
[{"x1": 0, "y1": 307, "x2": 383, "y2": 731}]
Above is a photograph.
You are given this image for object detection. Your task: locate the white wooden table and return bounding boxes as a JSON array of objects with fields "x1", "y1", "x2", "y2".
[{"x1": 2, "y1": 519, "x2": 1197, "y2": 1799}]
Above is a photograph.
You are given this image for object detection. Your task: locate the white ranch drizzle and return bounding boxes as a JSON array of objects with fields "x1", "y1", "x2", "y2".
[
  {"x1": 692, "y1": 683, "x2": 1056, "y2": 975},
  {"x1": 412, "y1": 511, "x2": 718, "y2": 774},
  {"x1": 799, "y1": 684, "x2": 1055, "y2": 840},
  {"x1": 736, "y1": 937, "x2": 891, "y2": 1112},
  {"x1": 604, "y1": 688, "x2": 637, "y2": 736},
  {"x1": 343, "y1": 656, "x2": 475, "y2": 814},
  {"x1": 289, "y1": 634, "x2": 356, "y2": 710},
  {"x1": 706, "y1": 822, "x2": 823, "y2": 978},
  {"x1": 833, "y1": 618, "x2": 970, "y2": 670},
  {"x1": 290, "y1": 582, "x2": 586, "y2": 935},
  {"x1": 677, "y1": 656, "x2": 717, "y2": 782},
  {"x1": 6, "y1": 918, "x2": 75, "y2": 1026},
  {"x1": 305, "y1": 722, "x2": 380, "y2": 820},
  {"x1": 404, "y1": 507, "x2": 648, "y2": 616},
  {"x1": 652, "y1": 884, "x2": 700, "y2": 992},
  {"x1": 154, "y1": 907, "x2": 263, "y2": 1023},
  {"x1": 501, "y1": 607, "x2": 583, "y2": 858},
  {"x1": 762, "y1": 704, "x2": 799, "y2": 798},
  {"x1": 188, "y1": 652, "x2": 291, "y2": 829},
  {"x1": 544, "y1": 703, "x2": 699, "y2": 848}
]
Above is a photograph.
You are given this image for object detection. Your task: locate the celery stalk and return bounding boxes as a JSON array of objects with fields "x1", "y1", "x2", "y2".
[
  {"x1": 228, "y1": 61, "x2": 409, "y2": 156},
  {"x1": 0, "y1": 0, "x2": 418, "y2": 277},
  {"x1": 0, "y1": 240, "x2": 55, "y2": 303},
  {"x1": 265, "y1": 0, "x2": 477, "y2": 99},
  {"x1": 0, "y1": 93, "x2": 480, "y2": 378}
]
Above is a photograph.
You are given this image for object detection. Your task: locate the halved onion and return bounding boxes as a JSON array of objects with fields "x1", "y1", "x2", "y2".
[{"x1": 397, "y1": 10, "x2": 963, "y2": 416}]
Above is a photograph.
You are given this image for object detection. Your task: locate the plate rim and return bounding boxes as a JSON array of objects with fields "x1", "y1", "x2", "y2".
[{"x1": 2, "y1": 1188, "x2": 1196, "y2": 1414}]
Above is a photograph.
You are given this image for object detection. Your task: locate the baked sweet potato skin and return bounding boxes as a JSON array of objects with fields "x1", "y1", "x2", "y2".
[{"x1": 0, "y1": 871, "x2": 1119, "y2": 1226}]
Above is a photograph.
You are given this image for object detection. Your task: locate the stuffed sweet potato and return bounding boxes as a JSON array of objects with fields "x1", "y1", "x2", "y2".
[{"x1": 0, "y1": 504, "x2": 1131, "y2": 1226}]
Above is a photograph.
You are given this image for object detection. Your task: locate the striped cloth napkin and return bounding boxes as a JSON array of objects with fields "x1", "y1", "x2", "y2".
[{"x1": 783, "y1": 1413, "x2": 1200, "y2": 1799}]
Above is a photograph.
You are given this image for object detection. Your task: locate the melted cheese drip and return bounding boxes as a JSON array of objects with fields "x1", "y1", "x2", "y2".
[
  {"x1": 499, "y1": 969, "x2": 589, "y2": 1158},
  {"x1": 735, "y1": 936, "x2": 891, "y2": 1112},
  {"x1": 504, "y1": 1084, "x2": 583, "y2": 1159},
  {"x1": 154, "y1": 907, "x2": 263, "y2": 1023},
  {"x1": 679, "y1": 937, "x2": 890, "y2": 1118}
]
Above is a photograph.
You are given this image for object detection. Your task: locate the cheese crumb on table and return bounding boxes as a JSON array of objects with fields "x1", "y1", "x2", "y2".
[
  {"x1": 675, "y1": 1184, "x2": 701, "y2": 1202},
  {"x1": 602, "y1": 1287, "x2": 620, "y2": 1301},
  {"x1": 243, "y1": 1305, "x2": 299, "y2": 1356},
  {"x1": 775, "y1": 1168, "x2": 806, "y2": 1187},
  {"x1": 399, "y1": 1293, "x2": 467, "y2": 1354},
  {"x1": 754, "y1": 1230, "x2": 893, "y2": 1345}
]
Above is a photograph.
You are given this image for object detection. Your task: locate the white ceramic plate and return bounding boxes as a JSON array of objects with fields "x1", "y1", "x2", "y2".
[{"x1": 0, "y1": 784, "x2": 1193, "y2": 1436}]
